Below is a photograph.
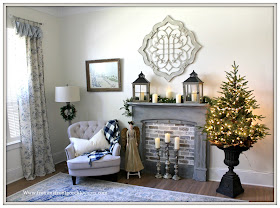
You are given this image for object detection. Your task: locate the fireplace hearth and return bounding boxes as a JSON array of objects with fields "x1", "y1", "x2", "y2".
[{"x1": 128, "y1": 102, "x2": 209, "y2": 181}]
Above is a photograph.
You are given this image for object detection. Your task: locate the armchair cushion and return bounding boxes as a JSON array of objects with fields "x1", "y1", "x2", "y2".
[{"x1": 67, "y1": 154, "x2": 120, "y2": 170}]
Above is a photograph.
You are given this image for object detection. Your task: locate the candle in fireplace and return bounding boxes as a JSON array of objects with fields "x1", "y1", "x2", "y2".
[
  {"x1": 165, "y1": 133, "x2": 170, "y2": 143},
  {"x1": 155, "y1": 137, "x2": 160, "y2": 149},
  {"x1": 174, "y1": 137, "x2": 180, "y2": 150}
]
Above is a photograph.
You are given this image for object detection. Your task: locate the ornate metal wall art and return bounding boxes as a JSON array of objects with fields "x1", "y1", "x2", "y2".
[{"x1": 138, "y1": 16, "x2": 202, "y2": 82}]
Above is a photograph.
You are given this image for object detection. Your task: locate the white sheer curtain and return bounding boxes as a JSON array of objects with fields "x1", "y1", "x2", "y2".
[{"x1": 7, "y1": 27, "x2": 25, "y2": 143}]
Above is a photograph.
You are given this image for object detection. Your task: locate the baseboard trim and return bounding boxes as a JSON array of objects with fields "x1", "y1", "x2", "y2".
[
  {"x1": 6, "y1": 166, "x2": 24, "y2": 185},
  {"x1": 53, "y1": 150, "x2": 66, "y2": 164},
  {"x1": 208, "y1": 168, "x2": 274, "y2": 187}
]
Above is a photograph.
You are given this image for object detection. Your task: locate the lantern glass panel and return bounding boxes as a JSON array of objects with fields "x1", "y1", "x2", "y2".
[
  {"x1": 135, "y1": 85, "x2": 147, "y2": 93},
  {"x1": 199, "y1": 83, "x2": 203, "y2": 102},
  {"x1": 135, "y1": 92, "x2": 140, "y2": 101},
  {"x1": 186, "y1": 84, "x2": 198, "y2": 102},
  {"x1": 135, "y1": 85, "x2": 140, "y2": 92},
  {"x1": 141, "y1": 85, "x2": 147, "y2": 92},
  {"x1": 134, "y1": 84, "x2": 149, "y2": 101}
]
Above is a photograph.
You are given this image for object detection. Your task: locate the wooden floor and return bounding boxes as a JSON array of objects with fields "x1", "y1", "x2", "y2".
[{"x1": 6, "y1": 162, "x2": 274, "y2": 202}]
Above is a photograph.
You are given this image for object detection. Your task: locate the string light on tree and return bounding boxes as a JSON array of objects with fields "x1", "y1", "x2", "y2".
[{"x1": 202, "y1": 62, "x2": 269, "y2": 148}]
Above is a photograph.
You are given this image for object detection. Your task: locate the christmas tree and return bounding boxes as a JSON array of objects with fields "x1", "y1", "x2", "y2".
[{"x1": 203, "y1": 62, "x2": 269, "y2": 148}]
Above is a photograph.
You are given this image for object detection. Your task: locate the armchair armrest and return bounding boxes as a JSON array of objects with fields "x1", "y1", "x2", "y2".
[
  {"x1": 112, "y1": 143, "x2": 121, "y2": 156},
  {"x1": 65, "y1": 143, "x2": 75, "y2": 160}
]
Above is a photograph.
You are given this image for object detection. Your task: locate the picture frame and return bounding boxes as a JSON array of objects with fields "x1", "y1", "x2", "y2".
[{"x1": 86, "y1": 59, "x2": 121, "y2": 92}]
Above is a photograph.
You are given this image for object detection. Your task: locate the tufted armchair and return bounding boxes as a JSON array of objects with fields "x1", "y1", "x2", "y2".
[{"x1": 65, "y1": 121, "x2": 121, "y2": 185}]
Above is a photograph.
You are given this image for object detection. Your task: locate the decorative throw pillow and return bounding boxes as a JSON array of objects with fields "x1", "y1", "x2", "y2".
[
  {"x1": 69, "y1": 137, "x2": 96, "y2": 157},
  {"x1": 90, "y1": 129, "x2": 110, "y2": 151}
]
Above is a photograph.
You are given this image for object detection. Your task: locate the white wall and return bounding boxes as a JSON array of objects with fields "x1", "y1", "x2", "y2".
[
  {"x1": 6, "y1": 6, "x2": 274, "y2": 187},
  {"x1": 59, "y1": 6, "x2": 274, "y2": 187},
  {"x1": 6, "y1": 142, "x2": 23, "y2": 184},
  {"x1": 6, "y1": 7, "x2": 67, "y2": 184}
]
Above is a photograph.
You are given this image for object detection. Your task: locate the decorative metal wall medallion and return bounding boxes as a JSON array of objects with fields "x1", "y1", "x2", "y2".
[{"x1": 138, "y1": 16, "x2": 202, "y2": 82}]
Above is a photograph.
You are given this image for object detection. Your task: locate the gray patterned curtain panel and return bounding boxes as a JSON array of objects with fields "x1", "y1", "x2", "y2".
[{"x1": 12, "y1": 17, "x2": 55, "y2": 180}]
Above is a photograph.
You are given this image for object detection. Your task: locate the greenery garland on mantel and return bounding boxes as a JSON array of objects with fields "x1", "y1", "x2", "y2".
[
  {"x1": 120, "y1": 97, "x2": 133, "y2": 117},
  {"x1": 149, "y1": 95, "x2": 211, "y2": 104},
  {"x1": 120, "y1": 95, "x2": 211, "y2": 117},
  {"x1": 150, "y1": 95, "x2": 177, "y2": 103}
]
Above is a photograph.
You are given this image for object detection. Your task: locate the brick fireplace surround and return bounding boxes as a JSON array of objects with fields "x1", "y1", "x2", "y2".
[{"x1": 128, "y1": 102, "x2": 209, "y2": 181}]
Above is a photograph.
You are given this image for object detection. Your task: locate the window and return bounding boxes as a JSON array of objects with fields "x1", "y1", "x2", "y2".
[{"x1": 6, "y1": 28, "x2": 27, "y2": 144}]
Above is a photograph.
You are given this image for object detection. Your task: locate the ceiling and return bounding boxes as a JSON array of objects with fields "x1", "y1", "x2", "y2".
[{"x1": 31, "y1": 6, "x2": 110, "y2": 17}]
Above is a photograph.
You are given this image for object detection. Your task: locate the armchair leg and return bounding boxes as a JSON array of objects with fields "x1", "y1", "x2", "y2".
[
  {"x1": 112, "y1": 173, "x2": 118, "y2": 182},
  {"x1": 72, "y1": 176, "x2": 76, "y2": 185}
]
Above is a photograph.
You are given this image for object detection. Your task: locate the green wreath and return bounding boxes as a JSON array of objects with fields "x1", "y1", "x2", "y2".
[{"x1": 60, "y1": 104, "x2": 77, "y2": 121}]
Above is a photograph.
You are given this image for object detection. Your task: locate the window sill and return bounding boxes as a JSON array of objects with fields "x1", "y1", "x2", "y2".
[{"x1": 6, "y1": 140, "x2": 21, "y2": 151}]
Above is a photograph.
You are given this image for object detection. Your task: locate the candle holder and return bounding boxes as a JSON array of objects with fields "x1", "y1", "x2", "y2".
[
  {"x1": 163, "y1": 142, "x2": 172, "y2": 179},
  {"x1": 155, "y1": 148, "x2": 162, "y2": 178},
  {"x1": 172, "y1": 149, "x2": 181, "y2": 180}
]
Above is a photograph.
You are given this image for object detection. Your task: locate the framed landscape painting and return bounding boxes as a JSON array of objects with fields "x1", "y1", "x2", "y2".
[{"x1": 86, "y1": 59, "x2": 121, "y2": 92}]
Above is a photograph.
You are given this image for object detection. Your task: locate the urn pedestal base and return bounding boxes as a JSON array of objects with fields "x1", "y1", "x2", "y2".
[
  {"x1": 216, "y1": 146, "x2": 249, "y2": 198},
  {"x1": 216, "y1": 170, "x2": 244, "y2": 198}
]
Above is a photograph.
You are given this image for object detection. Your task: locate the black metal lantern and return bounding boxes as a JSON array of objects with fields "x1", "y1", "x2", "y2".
[
  {"x1": 183, "y1": 70, "x2": 203, "y2": 103},
  {"x1": 132, "y1": 71, "x2": 150, "y2": 102}
]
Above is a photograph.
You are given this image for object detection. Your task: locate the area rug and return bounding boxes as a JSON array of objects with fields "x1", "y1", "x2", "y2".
[{"x1": 7, "y1": 172, "x2": 244, "y2": 203}]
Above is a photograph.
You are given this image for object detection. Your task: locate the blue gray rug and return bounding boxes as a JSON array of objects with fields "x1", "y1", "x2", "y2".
[{"x1": 7, "y1": 172, "x2": 244, "y2": 203}]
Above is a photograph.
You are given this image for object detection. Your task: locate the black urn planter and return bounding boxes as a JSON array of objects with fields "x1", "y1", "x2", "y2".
[{"x1": 216, "y1": 146, "x2": 249, "y2": 198}]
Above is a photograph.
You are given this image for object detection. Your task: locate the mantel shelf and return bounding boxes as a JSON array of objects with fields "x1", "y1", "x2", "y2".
[{"x1": 127, "y1": 102, "x2": 208, "y2": 107}]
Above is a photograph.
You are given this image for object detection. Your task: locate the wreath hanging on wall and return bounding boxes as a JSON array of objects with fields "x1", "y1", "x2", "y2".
[{"x1": 60, "y1": 104, "x2": 77, "y2": 121}]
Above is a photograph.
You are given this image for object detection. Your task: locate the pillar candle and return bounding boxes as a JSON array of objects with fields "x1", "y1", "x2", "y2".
[
  {"x1": 140, "y1": 92, "x2": 145, "y2": 101},
  {"x1": 191, "y1": 92, "x2": 197, "y2": 102},
  {"x1": 155, "y1": 137, "x2": 160, "y2": 149},
  {"x1": 176, "y1": 94, "x2": 181, "y2": 103},
  {"x1": 174, "y1": 137, "x2": 180, "y2": 150},
  {"x1": 165, "y1": 133, "x2": 170, "y2": 143},
  {"x1": 152, "y1": 94, "x2": 158, "y2": 103},
  {"x1": 166, "y1": 90, "x2": 172, "y2": 99}
]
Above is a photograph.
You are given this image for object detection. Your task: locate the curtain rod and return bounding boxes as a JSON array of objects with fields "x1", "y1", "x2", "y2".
[{"x1": 9, "y1": 14, "x2": 43, "y2": 25}]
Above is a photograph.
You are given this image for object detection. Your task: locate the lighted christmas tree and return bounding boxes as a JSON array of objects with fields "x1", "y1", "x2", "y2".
[{"x1": 203, "y1": 62, "x2": 269, "y2": 148}]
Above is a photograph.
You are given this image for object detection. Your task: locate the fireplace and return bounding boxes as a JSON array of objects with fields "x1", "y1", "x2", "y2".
[
  {"x1": 145, "y1": 121, "x2": 195, "y2": 166},
  {"x1": 128, "y1": 102, "x2": 209, "y2": 181}
]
